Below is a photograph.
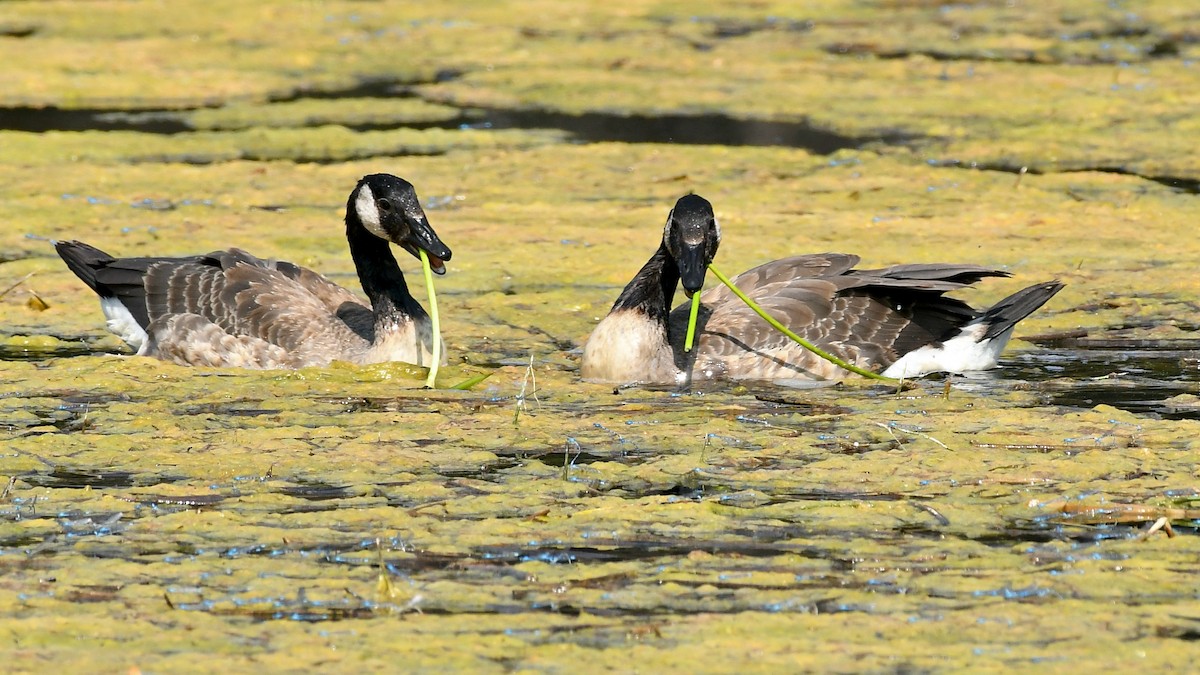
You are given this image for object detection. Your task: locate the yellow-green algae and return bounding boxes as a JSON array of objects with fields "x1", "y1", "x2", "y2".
[{"x1": 2, "y1": 0, "x2": 1200, "y2": 673}]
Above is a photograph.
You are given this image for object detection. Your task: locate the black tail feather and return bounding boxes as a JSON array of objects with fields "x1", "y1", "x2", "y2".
[
  {"x1": 55, "y1": 240, "x2": 115, "y2": 294},
  {"x1": 980, "y1": 281, "x2": 1064, "y2": 340}
]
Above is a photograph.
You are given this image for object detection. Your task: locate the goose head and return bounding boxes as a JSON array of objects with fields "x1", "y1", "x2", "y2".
[
  {"x1": 351, "y1": 173, "x2": 453, "y2": 274},
  {"x1": 663, "y1": 194, "x2": 720, "y2": 297}
]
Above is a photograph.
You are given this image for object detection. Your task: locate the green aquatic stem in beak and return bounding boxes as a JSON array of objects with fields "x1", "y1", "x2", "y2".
[
  {"x1": 707, "y1": 264, "x2": 899, "y2": 383},
  {"x1": 420, "y1": 249, "x2": 441, "y2": 388},
  {"x1": 684, "y1": 291, "x2": 701, "y2": 352}
]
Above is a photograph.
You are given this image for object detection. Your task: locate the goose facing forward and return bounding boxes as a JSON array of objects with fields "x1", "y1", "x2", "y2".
[
  {"x1": 56, "y1": 173, "x2": 452, "y2": 369},
  {"x1": 581, "y1": 194, "x2": 1063, "y2": 385}
]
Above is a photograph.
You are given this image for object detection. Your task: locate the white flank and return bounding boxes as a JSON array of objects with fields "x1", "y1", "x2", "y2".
[
  {"x1": 881, "y1": 322, "x2": 1012, "y2": 379},
  {"x1": 354, "y1": 183, "x2": 388, "y2": 239},
  {"x1": 100, "y1": 297, "x2": 149, "y2": 354}
]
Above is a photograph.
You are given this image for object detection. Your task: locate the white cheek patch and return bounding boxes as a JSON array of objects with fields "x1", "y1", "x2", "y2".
[
  {"x1": 355, "y1": 184, "x2": 388, "y2": 239},
  {"x1": 713, "y1": 217, "x2": 721, "y2": 243},
  {"x1": 663, "y1": 208, "x2": 675, "y2": 241}
]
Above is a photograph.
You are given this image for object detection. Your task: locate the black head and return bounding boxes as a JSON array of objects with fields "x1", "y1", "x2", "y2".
[
  {"x1": 662, "y1": 194, "x2": 720, "y2": 297},
  {"x1": 350, "y1": 173, "x2": 453, "y2": 274}
]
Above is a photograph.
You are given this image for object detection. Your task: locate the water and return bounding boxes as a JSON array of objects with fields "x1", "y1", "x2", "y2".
[{"x1": 0, "y1": 100, "x2": 910, "y2": 155}]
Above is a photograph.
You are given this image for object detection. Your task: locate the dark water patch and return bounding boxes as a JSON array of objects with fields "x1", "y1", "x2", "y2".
[
  {"x1": 0, "y1": 23, "x2": 38, "y2": 38},
  {"x1": 1049, "y1": 381, "x2": 1197, "y2": 420},
  {"x1": 825, "y1": 35, "x2": 1181, "y2": 65},
  {"x1": 705, "y1": 17, "x2": 813, "y2": 39},
  {"x1": 1069, "y1": 167, "x2": 1200, "y2": 195},
  {"x1": 475, "y1": 542, "x2": 790, "y2": 566},
  {"x1": 46, "y1": 398, "x2": 100, "y2": 433},
  {"x1": 532, "y1": 449, "x2": 615, "y2": 467},
  {"x1": 477, "y1": 108, "x2": 914, "y2": 154},
  {"x1": 56, "y1": 391, "x2": 134, "y2": 406},
  {"x1": 279, "y1": 482, "x2": 352, "y2": 502},
  {"x1": 826, "y1": 42, "x2": 1045, "y2": 63},
  {"x1": 927, "y1": 159, "x2": 1200, "y2": 195},
  {"x1": 59, "y1": 511, "x2": 126, "y2": 537},
  {"x1": 435, "y1": 458, "x2": 524, "y2": 481},
  {"x1": 62, "y1": 585, "x2": 123, "y2": 603},
  {"x1": 649, "y1": 14, "x2": 814, "y2": 39},
  {"x1": 1006, "y1": 345, "x2": 1200, "y2": 419},
  {"x1": 175, "y1": 598, "x2": 377, "y2": 622},
  {"x1": 629, "y1": 483, "x2": 706, "y2": 499},
  {"x1": 1156, "y1": 623, "x2": 1200, "y2": 642},
  {"x1": 0, "y1": 342, "x2": 113, "y2": 362},
  {"x1": 2, "y1": 395, "x2": 112, "y2": 434},
  {"x1": 0, "y1": 104, "x2": 454, "y2": 136},
  {"x1": 984, "y1": 518, "x2": 1197, "y2": 546},
  {"x1": 359, "y1": 550, "x2": 476, "y2": 575},
  {"x1": 0, "y1": 106, "x2": 193, "y2": 134},
  {"x1": 819, "y1": 437, "x2": 902, "y2": 454},
  {"x1": 1140, "y1": 174, "x2": 1200, "y2": 195},
  {"x1": 21, "y1": 469, "x2": 137, "y2": 489},
  {"x1": 178, "y1": 402, "x2": 283, "y2": 417},
  {"x1": 266, "y1": 72, "x2": 463, "y2": 103},
  {"x1": 19, "y1": 468, "x2": 183, "y2": 490},
  {"x1": 748, "y1": 393, "x2": 854, "y2": 416},
  {"x1": 129, "y1": 492, "x2": 226, "y2": 507},
  {"x1": 770, "y1": 488, "x2": 918, "y2": 503},
  {"x1": 324, "y1": 394, "x2": 497, "y2": 414},
  {"x1": 0, "y1": 73, "x2": 462, "y2": 134},
  {"x1": 0, "y1": 104, "x2": 914, "y2": 156}
]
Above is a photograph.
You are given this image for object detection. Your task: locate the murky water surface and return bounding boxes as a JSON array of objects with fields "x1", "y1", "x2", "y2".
[{"x1": 2, "y1": 1, "x2": 1200, "y2": 672}]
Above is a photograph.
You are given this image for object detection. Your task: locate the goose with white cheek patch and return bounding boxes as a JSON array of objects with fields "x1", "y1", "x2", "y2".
[
  {"x1": 55, "y1": 173, "x2": 452, "y2": 369},
  {"x1": 581, "y1": 194, "x2": 1063, "y2": 385}
]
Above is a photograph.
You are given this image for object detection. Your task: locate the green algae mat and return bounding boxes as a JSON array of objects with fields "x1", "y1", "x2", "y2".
[{"x1": 3, "y1": 1, "x2": 1200, "y2": 672}]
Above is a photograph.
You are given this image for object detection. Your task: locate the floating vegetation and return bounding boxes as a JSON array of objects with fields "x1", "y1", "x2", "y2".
[{"x1": 1, "y1": 0, "x2": 1199, "y2": 672}]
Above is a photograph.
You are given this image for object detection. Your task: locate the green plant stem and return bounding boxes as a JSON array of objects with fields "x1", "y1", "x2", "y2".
[
  {"x1": 450, "y1": 372, "x2": 492, "y2": 390},
  {"x1": 684, "y1": 292, "x2": 701, "y2": 352},
  {"x1": 707, "y1": 264, "x2": 898, "y2": 383},
  {"x1": 419, "y1": 249, "x2": 441, "y2": 388}
]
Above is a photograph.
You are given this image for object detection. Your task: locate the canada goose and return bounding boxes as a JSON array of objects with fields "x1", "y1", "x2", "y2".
[
  {"x1": 55, "y1": 173, "x2": 453, "y2": 369},
  {"x1": 581, "y1": 194, "x2": 1063, "y2": 385}
]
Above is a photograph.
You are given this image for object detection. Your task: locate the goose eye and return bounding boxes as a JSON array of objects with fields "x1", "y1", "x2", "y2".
[{"x1": 376, "y1": 198, "x2": 393, "y2": 212}]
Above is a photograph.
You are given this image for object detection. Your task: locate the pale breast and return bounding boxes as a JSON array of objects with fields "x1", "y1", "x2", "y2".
[
  {"x1": 362, "y1": 318, "x2": 442, "y2": 366},
  {"x1": 581, "y1": 310, "x2": 679, "y2": 384}
]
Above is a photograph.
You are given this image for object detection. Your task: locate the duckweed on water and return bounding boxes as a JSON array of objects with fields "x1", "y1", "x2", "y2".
[{"x1": 2, "y1": 0, "x2": 1200, "y2": 672}]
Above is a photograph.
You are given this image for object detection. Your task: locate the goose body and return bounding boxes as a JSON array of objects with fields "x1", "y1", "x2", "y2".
[
  {"x1": 581, "y1": 195, "x2": 1063, "y2": 385},
  {"x1": 56, "y1": 173, "x2": 452, "y2": 369}
]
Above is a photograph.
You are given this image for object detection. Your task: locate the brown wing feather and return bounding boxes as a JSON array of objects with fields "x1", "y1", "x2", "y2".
[
  {"x1": 272, "y1": 259, "x2": 367, "y2": 313},
  {"x1": 141, "y1": 249, "x2": 371, "y2": 366},
  {"x1": 673, "y1": 253, "x2": 1006, "y2": 380},
  {"x1": 259, "y1": 257, "x2": 374, "y2": 342},
  {"x1": 218, "y1": 264, "x2": 369, "y2": 359}
]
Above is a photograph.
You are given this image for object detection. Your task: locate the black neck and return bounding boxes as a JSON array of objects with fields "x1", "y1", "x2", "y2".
[
  {"x1": 346, "y1": 216, "x2": 426, "y2": 326},
  {"x1": 611, "y1": 243, "x2": 679, "y2": 331}
]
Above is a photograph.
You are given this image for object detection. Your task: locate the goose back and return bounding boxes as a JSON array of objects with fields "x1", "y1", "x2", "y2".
[{"x1": 671, "y1": 253, "x2": 1025, "y2": 382}]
